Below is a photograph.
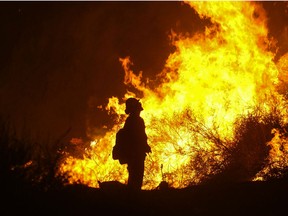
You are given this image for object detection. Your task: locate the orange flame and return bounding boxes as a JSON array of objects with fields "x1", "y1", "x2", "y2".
[{"x1": 58, "y1": 1, "x2": 288, "y2": 189}]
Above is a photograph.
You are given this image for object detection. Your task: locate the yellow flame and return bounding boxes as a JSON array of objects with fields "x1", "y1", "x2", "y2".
[
  {"x1": 254, "y1": 128, "x2": 288, "y2": 181},
  {"x1": 58, "y1": 1, "x2": 288, "y2": 189}
]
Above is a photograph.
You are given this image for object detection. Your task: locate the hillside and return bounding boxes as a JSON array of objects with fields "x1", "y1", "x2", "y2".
[{"x1": 2, "y1": 180, "x2": 287, "y2": 216}]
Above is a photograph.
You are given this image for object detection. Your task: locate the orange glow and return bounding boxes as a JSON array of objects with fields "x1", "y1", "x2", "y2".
[{"x1": 57, "y1": 1, "x2": 288, "y2": 189}]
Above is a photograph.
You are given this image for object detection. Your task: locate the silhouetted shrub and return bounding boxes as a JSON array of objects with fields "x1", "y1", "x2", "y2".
[
  {"x1": 204, "y1": 104, "x2": 288, "y2": 184},
  {"x1": 0, "y1": 117, "x2": 70, "y2": 191}
]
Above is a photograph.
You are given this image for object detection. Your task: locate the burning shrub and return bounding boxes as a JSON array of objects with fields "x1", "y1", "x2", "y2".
[
  {"x1": 147, "y1": 103, "x2": 288, "y2": 187},
  {"x1": 207, "y1": 104, "x2": 288, "y2": 184},
  {"x1": 220, "y1": 113, "x2": 274, "y2": 182},
  {"x1": 147, "y1": 108, "x2": 233, "y2": 187},
  {"x1": 255, "y1": 127, "x2": 288, "y2": 181}
]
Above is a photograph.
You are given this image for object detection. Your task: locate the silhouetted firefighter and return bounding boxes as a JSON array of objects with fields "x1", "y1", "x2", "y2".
[{"x1": 113, "y1": 98, "x2": 151, "y2": 191}]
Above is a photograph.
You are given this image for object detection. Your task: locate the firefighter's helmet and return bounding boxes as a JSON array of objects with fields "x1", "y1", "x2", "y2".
[{"x1": 125, "y1": 98, "x2": 143, "y2": 114}]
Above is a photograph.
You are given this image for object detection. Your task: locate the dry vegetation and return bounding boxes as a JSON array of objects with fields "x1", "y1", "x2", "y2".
[
  {"x1": 1, "y1": 104, "x2": 288, "y2": 214},
  {"x1": 0, "y1": 117, "x2": 69, "y2": 192},
  {"x1": 148, "y1": 103, "x2": 288, "y2": 186}
]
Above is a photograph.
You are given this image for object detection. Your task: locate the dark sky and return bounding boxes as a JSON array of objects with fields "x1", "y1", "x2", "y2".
[{"x1": 0, "y1": 1, "x2": 287, "y2": 143}]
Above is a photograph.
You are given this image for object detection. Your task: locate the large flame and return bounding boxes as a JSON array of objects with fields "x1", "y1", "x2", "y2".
[{"x1": 58, "y1": 1, "x2": 288, "y2": 189}]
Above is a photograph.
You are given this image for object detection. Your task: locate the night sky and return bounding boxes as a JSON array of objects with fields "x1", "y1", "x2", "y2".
[{"x1": 0, "y1": 1, "x2": 287, "y2": 144}]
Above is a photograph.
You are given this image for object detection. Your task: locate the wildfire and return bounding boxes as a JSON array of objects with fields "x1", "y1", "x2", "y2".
[{"x1": 58, "y1": 1, "x2": 288, "y2": 189}]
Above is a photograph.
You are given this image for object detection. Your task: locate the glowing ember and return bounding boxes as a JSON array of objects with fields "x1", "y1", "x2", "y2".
[{"x1": 57, "y1": 1, "x2": 288, "y2": 189}]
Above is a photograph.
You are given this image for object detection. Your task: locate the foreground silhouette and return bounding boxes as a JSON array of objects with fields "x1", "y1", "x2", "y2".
[
  {"x1": 114, "y1": 98, "x2": 151, "y2": 191},
  {"x1": 4, "y1": 180, "x2": 288, "y2": 215}
]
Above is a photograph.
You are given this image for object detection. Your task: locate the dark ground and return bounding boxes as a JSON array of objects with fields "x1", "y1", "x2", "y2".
[{"x1": 2, "y1": 179, "x2": 288, "y2": 216}]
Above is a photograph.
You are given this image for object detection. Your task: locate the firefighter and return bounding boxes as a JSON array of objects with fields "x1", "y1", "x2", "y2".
[{"x1": 123, "y1": 97, "x2": 151, "y2": 191}]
